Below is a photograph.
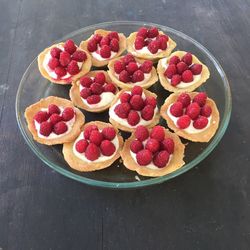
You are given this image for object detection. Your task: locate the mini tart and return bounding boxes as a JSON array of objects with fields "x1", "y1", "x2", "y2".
[
  {"x1": 24, "y1": 96, "x2": 85, "y2": 145},
  {"x1": 70, "y1": 70, "x2": 118, "y2": 113},
  {"x1": 107, "y1": 55, "x2": 158, "y2": 89},
  {"x1": 157, "y1": 51, "x2": 210, "y2": 93},
  {"x1": 38, "y1": 41, "x2": 92, "y2": 85},
  {"x1": 80, "y1": 29, "x2": 127, "y2": 67},
  {"x1": 62, "y1": 121, "x2": 123, "y2": 172},
  {"x1": 121, "y1": 126, "x2": 185, "y2": 177},
  {"x1": 160, "y1": 92, "x2": 220, "y2": 142}
]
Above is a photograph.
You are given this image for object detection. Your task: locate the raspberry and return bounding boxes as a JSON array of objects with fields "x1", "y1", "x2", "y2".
[
  {"x1": 90, "y1": 83, "x2": 103, "y2": 95},
  {"x1": 137, "y1": 27, "x2": 148, "y2": 38},
  {"x1": 177, "y1": 62, "x2": 188, "y2": 74},
  {"x1": 48, "y1": 104, "x2": 60, "y2": 115},
  {"x1": 131, "y1": 86, "x2": 143, "y2": 96},
  {"x1": 177, "y1": 93, "x2": 191, "y2": 108},
  {"x1": 67, "y1": 60, "x2": 80, "y2": 75},
  {"x1": 100, "y1": 36, "x2": 110, "y2": 47},
  {"x1": 186, "y1": 102, "x2": 201, "y2": 120},
  {"x1": 136, "y1": 149, "x2": 152, "y2": 166},
  {"x1": 144, "y1": 96, "x2": 157, "y2": 108},
  {"x1": 87, "y1": 38, "x2": 97, "y2": 52},
  {"x1": 50, "y1": 47, "x2": 61, "y2": 59},
  {"x1": 130, "y1": 139, "x2": 143, "y2": 153},
  {"x1": 182, "y1": 70, "x2": 193, "y2": 83},
  {"x1": 144, "y1": 38, "x2": 152, "y2": 46},
  {"x1": 64, "y1": 39, "x2": 77, "y2": 54},
  {"x1": 49, "y1": 114, "x2": 63, "y2": 125},
  {"x1": 126, "y1": 62, "x2": 139, "y2": 75},
  {"x1": 114, "y1": 103, "x2": 131, "y2": 118},
  {"x1": 161, "y1": 138, "x2": 174, "y2": 154},
  {"x1": 40, "y1": 121, "x2": 52, "y2": 136},
  {"x1": 164, "y1": 64, "x2": 177, "y2": 79},
  {"x1": 75, "y1": 139, "x2": 89, "y2": 153},
  {"x1": 182, "y1": 52, "x2": 192, "y2": 65},
  {"x1": 62, "y1": 107, "x2": 74, "y2": 121},
  {"x1": 141, "y1": 105, "x2": 154, "y2": 121},
  {"x1": 104, "y1": 83, "x2": 116, "y2": 93},
  {"x1": 48, "y1": 58, "x2": 59, "y2": 70},
  {"x1": 130, "y1": 95, "x2": 144, "y2": 111},
  {"x1": 134, "y1": 36, "x2": 145, "y2": 50},
  {"x1": 193, "y1": 116, "x2": 208, "y2": 129},
  {"x1": 170, "y1": 102, "x2": 183, "y2": 117},
  {"x1": 71, "y1": 50, "x2": 87, "y2": 62},
  {"x1": 140, "y1": 60, "x2": 153, "y2": 73},
  {"x1": 147, "y1": 40, "x2": 160, "y2": 54},
  {"x1": 110, "y1": 38, "x2": 119, "y2": 52},
  {"x1": 169, "y1": 56, "x2": 180, "y2": 65},
  {"x1": 84, "y1": 125, "x2": 98, "y2": 139},
  {"x1": 53, "y1": 121, "x2": 68, "y2": 135},
  {"x1": 89, "y1": 130, "x2": 103, "y2": 146},
  {"x1": 122, "y1": 54, "x2": 136, "y2": 65},
  {"x1": 145, "y1": 138, "x2": 160, "y2": 153},
  {"x1": 153, "y1": 150, "x2": 170, "y2": 168},
  {"x1": 80, "y1": 76, "x2": 93, "y2": 87},
  {"x1": 59, "y1": 51, "x2": 71, "y2": 67},
  {"x1": 100, "y1": 140, "x2": 116, "y2": 156},
  {"x1": 80, "y1": 88, "x2": 92, "y2": 99},
  {"x1": 119, "y1": 70, "x2": 130, "y2": 83},
  {"x1": 132, "y1": 70, "x2": 144, "y2": 82},
  {"x1": 190, "y1": 64, "x2": 202, "y2": 75},
  {"x1": 34, "y1": 111, "x2": 49, "y2": 123},
  {"x1": 54, "y1": 67, "x2": 67, "y2": 77},
  {"x1": 120, "y1": 92, "x2": 131, "y2": 103},
  {"x1": 171, "y1": 74, "x2": 181, "y2": 86},
  {"x1": 100, "y1": 45, "x2": 111, "y2": 58},
  {"x1": 93, "y1": 72, "x2": 105, "y2": 85},
  {"x1": 201, "y1": 104, "x2": 212, "y2": 117},
  {"x1": 85, "y1": 143, "x2": 100, "y2": 161},
  {"x1": 150, "y1": 126, "x2": 165, "y2": 142},
  {"x1": 93, "y1": 34, "x2": 103, "y2": 43},
  {"x1": 147, "y1": 27, "x2": 159, "y2": 38},
  {"x1": 193, "y1": 92, "x2": 207, "y2": 107},
  {"x1": 135, "y1": 125, "x2": 149, "y2": 141},
  {"x1": 87, "y1": 95, "x2": 101, "y2": 104},
  {"x1": 102, "y1": 127, "x2": 116, "y2": 141},
  {"x1": 127, "y1": 110, "x2": 140, "y2": 126},
  {"x1": 108, "y1": 31, "x2": 119, "y2": 40},
  {"x1": 158, "y1": 34, "x2": 169, "y2": 50},
  {"x1": 114, "y1": 60, "x2": 125, "y2": 74},
  {"x1": 177, "y1": 115, "x2": 191, "y2": 129}
]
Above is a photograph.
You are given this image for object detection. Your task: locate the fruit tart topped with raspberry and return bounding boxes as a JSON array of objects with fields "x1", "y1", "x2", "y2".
[
  {"x1": 160, "y1": 92, "x2": 220, "y2": 142},
  {"x1": 24, "y1": 97, "x2": 85, "y2": 145},
  {"x1": 127, "y1": 26, "x2": 176, "y2": 60},
  {"x1": 80, "y1": 29, "x2": 127, "y2": 67},
  {"x1": 109, "y1": 86, "x2": 160, "y2": 132},
  {"x1": 38, "y1": 39, "x2": 92, "y2": 84},
  {"x1": 157, "y1": 51, "x2": 210, "y2": 93},
  {"x1": 107, "y1": 53, "x2": 158, "y2": 89},
  {"x1": 121, "y1": 125, "x2": 185, "y2": 177},
  {"x1": 70, "y1": 70, "x2": 118, "y2": 112},
  {"x1": 63, "y1": 121, "x2": 123, "y2": 172}
]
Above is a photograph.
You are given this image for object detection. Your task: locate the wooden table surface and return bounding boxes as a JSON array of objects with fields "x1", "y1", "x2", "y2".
[{"x1": 1, "y1": 0, "x2": 250, "y2": 249}]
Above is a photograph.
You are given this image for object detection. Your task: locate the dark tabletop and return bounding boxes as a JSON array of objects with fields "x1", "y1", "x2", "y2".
[{"x1": 1, "y1": 0, "x2": 250, "y2": 249}]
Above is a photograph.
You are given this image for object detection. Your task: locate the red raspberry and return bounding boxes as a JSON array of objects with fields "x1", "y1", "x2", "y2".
[
  {"x1": 53, "y1": 121, "x2": 68, "y2": 135},
  {"x1": 190, "y1": 64, "x2": 202, "y2": 75},
  {"x1": 160, "y1": 138, "x2": 174, "y2": 154},
  {"x1": 130, "y1": 139, "x2": 143, "y2": 153},
  {"x1": 67, "y1": 60, "x2": 80, "y2": 75},
  {"x1": 114, "y1": 103, "x2": 131, "y2": 118},
  {"x1": 64, "y1": 39, "x2": 77, "y2": 54},
  {"x1": 85, "y1": 143, "x2": 100, "y2": 161},
  {"x1": 48, "y1": 104, "x2": 60, "y2": 115},
  {"x1": 126, "y1": 62, "x2": 139, "y2": 75},
  {"x1": 87, "y1": 38, "x2": 97, "y2": 52},
  {"x1": 170, "y1": 101, "x2": 183, "y2": 117},
  {"x1": 193, "y1": 92, "x2": 207, "y2": 107},
  {"x1": 201, "y1": 104, "x2": 212, "y2": 117},
  {"x1": 147, "y1": 40, "x2": 160, "y2": 54},
  {"x1": 119, "y1": 70, "x2": 130, "y2": 83},
  {"x1": 153, "y1": 150, "x2": 170, "y2": 168},
  {"x1": 164, "y1": 64, "x2": 177, "y2": 79},
  {"x1": 71, "y1": 50, "x2": 87, "y2": 62},
  {"x1": 177, "y1": 62, "x2": 188, "y2": 74},
  {"x1": 158, "y1": 34, "x2": 169, "y2": 50},
  {"x1": 40, "y1": 121, "x2": 52, "y2": 136},
  {"x1": 127, "y1": 110, "x2": 140, "y2": 126},
  {"x1": 182, "y1": 70, "x2": 193, "y2": 83},
  {"x1": 122, "y1": 54, "x2": 136, "y2": 65},
  {"x1": 89, "y1": 130, "x2": 103, "y2": 146},
  {"x1": 87, "y1": 95, "x2": 101, "y2": 104},
  {"x1": 110, "y1": 38, "x2": 119, "y2": 52},
  {"x1": 171, "y1": 74, "x2": 181, "y2": 86},
  {"x1": 54, "y1": 66, "x2": 67, "y2": 77},
  {"x1": 94, "y1": 72, "x2": 106, "y2": 85},
  {"x1": 59, "y1": 51, "x2": 71, "y2": 67},
  {"x1": 150, "y1": 126, "x2": 165, "y2": 142},
  {"x1": 90, "y1": 83, "x2": 103, "y2": 95},
  {"x1": 144, "y1": 96, "x2": 157, "y2": 108},
  {"x1": 141, "y1": 105, "x2": 154, "y2": 121},
  {"x1": 193, "y1": 116, "x2": 209, "y2": 129},
  {"x1": 177, "y1": 115, "x2": 191, "y2": 129},
  {"x1": 120, "y1": 92, "x2": 131, "y2": 103},
  {"x1": 186, "y1": 102, "x2": 201, "y2": 120},
  {"x1": 49, "y1": 114, "x2": 63, "y2": 125},
  {"x1": 100, "y1": 45, "x2": 111, "y2": 58},
  {"x1": 62, "y1": 107, "x2": 75, "y2": 121},
  {"x1": 134, "y1": 36, "x2": 145, "y2": 50},
  {"x1": 48, "y1": 58, "x2": 59, "y2": 70},
  {"x1": 100, "y1": 36, "x2": 110, "y2": 47},
  {"x1": 145, "y1": 138, "x2": 160, "y2": 153},
  {"x1": 102, "y1": 127, "x2": 116, "y2": 141},
  {"x1": 80, "y1": 76, "x2": 93, "y2": 87},
  {"x1": 50, "y1": 47, "x2": 61, "y2": 59},
  {"x1": 80, "y1": 88, "x2": 92, "y2": 99},
  {"x1": 84, "y1": 125, "x2": 98, "y2": 139},
  {"x1": 130, "y1": 95, "x2": 144, "y2": 111},
  {"x1": 132, "y1": 70, "x2": 144, "y2": 82},
  {"x1": 136, "y1": 149, "x2": 152, "y2": 166},
  {"x1": 100, "y1": 140, "x2": 116, "y2": 156},
  {"x1": 182, "y1": 52, "x2": 192, "y2": 65},
  {"x1": 108, "y1": 31, "x2": 119, "y2": 41},
  {"x1": 140, "y1": 60, "x2": 153, "y2": 73},
  {"x1": 93, "y1": 34, "x2": 103, "y2": 43},
  {"x1": 104, "y1": 83, "x2": 116, "y2": 93},
  {"x1": 75, "y1": 139, "x2": 89, "y2": 153},
  {"x1": 177, "y1": 93, "x2": 191, "y2": 108},
  {"x1": 114, "y1": 60, "x2": 125, "y2": 74},
  {"x1": 34, "y1": 111, "x2": 49, "y2": 123},
  {"x1": 169, "y1": 56, "x2": 180, "y2": 65},
  {"x1": 137, "y1": 27, "x2": 148, "y2": 38},
  {"x1": 131, "y1": 86, "x2": 143, "y2": 96},
  {"x1": 147, "y1": 27, "x2": 159, "y2": 38},
  {"x1": 135, "y1": 125, "x2": 149, "y2": 141}
]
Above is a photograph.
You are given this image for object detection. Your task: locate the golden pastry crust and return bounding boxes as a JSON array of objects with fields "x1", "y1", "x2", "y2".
[
  {"x1": 109, "y1": 89, "x2": 160, "y2": 132},
  {"x1": 157, "y1": 51, "x2": 210, "y2": 93},
  {"x1": 160, "y1": 92, "x2": 220, "y2": 142},
  {"x1": 121, "y1": 128, "x2": 185, "y2": 177},
  {"x1": 107, "y1": 56, "x2": 158, "y2": 89},
  {"x1": 79, "y1": 29, "x2": 127, "y2": 67},
  {"x1": 70, "y1": 70, "x2": 118, "y2": 113},
  {"x1": 62, "y1": 121, "x2": 124, "y2": 172},
  {"x1": 37, "y1": 42, "x2": 92, "y2": 85},
  {"x1": 24, "y1": 96, "x2": 85, "y2": 145},
  {"x1": 126, "y1": 31, "x2": 176, "y2": 60}
]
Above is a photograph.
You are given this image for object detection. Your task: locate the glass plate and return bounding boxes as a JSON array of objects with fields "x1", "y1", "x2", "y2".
[{"x1": 16, "y1": 21, "x2": 232, "y2": 189}]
